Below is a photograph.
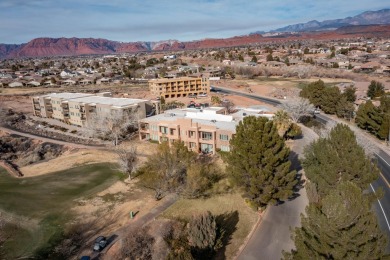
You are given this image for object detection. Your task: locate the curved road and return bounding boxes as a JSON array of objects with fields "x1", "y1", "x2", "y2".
[
  {"x1": 238, "y1": 127, "x2": 315, "y2": 260},
  {"x1": 213, "y1": 86, "x2": 390, "y2": 256}
]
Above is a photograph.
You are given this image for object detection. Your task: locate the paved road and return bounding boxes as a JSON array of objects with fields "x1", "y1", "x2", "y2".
[
  {"x1": 214, "y1": 87, "x2": 390, "y2": 256},
  {"x1": 238, "y1": 126, "x2": 316, "y2": 260},
  {"x1": 90, "y1": 194, "x2": 178, "y2": 259},
  {"x1": 212, "y1": 86, "x2": 283, "y2": 106}
]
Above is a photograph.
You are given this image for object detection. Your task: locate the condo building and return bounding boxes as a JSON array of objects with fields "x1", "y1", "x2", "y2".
[
  {"x1": 139, "y1": 106, "x2": 273, "y2": 154},
  {"x1": 32, "y1": 92, "x2": 159, "y2": 127},
  {"x1": 149, "y1": 76, "x2": 210, "y2": 99}
]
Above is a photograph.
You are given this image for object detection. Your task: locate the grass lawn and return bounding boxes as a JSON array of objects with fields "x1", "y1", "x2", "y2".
[
  {"x1": 0, "y1": 163, "x2": 122, "y2": 259},
  {"x1": 160, "y1": 192, "x2": 259, "y2": 260}
]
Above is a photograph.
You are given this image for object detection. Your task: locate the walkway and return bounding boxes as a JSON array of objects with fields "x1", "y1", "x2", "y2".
[{"x1": 237, "y1": 126, "x2": 316, "y2": 260}]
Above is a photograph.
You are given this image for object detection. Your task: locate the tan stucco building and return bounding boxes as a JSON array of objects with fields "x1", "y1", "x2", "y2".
[
  {"x1": 139, "y1": 107, "x2": 274, "y2": 154},
  {"x1": 32, "y1": 92, "x2": 159, "y2": 127},
  {"x1": 149, "y1": 76, "x2": 210, "y2": 99}
]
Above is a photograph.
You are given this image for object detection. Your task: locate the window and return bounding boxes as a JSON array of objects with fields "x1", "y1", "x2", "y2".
[
  {"x1": 160, "y1": 126, "x2": 168, "y2": 134},
  {"x1": 220, "y1": 145, "x2": 230, "y2": 152},
  {"x1": 151, "y1": 134, "x2": 159, "y2": 141},
  {"x1": 201, "y1": 132, "x2": 212, "y2": 140},
  {"x1": 189, "y1": 131, "x2": 196, "y2": 138},
  {"x1": 189, "y1": 142, "x2": 196, "y2": 148},
  {"x1": 219, "y1": 134, "x2": 229, "y2": 141},
  {"x1": 200, "y1": 143, "x2": 213, "y2": 153},
  {"x1": 70, "y1": 112, "x2": 74, "y2": 116},
  {"x1": 170, "y1": 128, "x2": 176, "y2": 135}
]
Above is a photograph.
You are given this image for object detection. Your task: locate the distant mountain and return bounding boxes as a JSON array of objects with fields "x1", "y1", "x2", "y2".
[
  {"x1": 1, "y1": 24, "x2": 390, "y2": 59},
  {"x1": 252, "y1": 8, "x2": 390, "y2": 33},
  {"x1": 0, "y1": 34, "x2": 265, "y2": 59}
]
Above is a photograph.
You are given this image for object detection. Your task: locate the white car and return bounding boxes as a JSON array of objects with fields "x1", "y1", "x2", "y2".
[{"x1": 198, "y1": 93, "x2": 207, "y2": 98}]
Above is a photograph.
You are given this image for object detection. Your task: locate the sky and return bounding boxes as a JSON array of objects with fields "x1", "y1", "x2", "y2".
[{"x1": 0, "y1": 0, "x2": 389, "y2": 44}]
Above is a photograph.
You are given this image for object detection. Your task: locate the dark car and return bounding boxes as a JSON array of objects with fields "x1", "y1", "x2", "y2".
[{"x1": 93, "y1": 236, "x2": 107, "y2": 251}]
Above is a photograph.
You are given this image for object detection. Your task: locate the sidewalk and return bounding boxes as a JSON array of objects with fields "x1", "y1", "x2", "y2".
[{"x1": 318, "y1": 113, "x2": 390, "y2": 156}]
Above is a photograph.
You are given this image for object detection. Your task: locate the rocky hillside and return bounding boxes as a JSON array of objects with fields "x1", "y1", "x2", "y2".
[
  {"x1": 267, "y1": 8, "x2": 390, "y2": 32},
  {"x1": 1, "y1": 24, "x2": 390, "y2": 59}
]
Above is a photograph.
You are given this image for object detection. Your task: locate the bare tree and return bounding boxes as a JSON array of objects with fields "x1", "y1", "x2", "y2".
[
  {"x1": 280, "y1": 97, "x2": 314, "y2": 123},
  {"x1": 117, "y1": 146, "x2": 138, "y2": 180},
  {"x1": 120, "y1": 227, "x2": 155, "y2": 259},
  {"x1": 221, "y1": 100, "x2": 235, "y2": 114},
  {"x1": 84, "y1": 108, "x2": 140, "y2": 146}
]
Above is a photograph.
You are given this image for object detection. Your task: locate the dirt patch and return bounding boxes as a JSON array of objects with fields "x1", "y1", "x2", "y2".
[
  {"x1": 73, "y1": 179, "x2": 159, "y2": 239},
  {"x1": 20, "y1": 148, "x2": 117, "y2": 177}
]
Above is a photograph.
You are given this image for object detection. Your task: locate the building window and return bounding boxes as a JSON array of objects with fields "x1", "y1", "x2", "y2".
[
  {"x1": 160, "y1": 126, "x2": 168, "y2": 134},
  {"x1": 189, "y1": 131, "x2": 196, "y2": 138},
  {"x1": 200, "y1": 143, "x2": 213, "y2": 153},
  {"x1": 170, "y1": 128, "x2": 176, "y2": 135},
  {"x1": 219, "y1": 134, "x2": 229, "y2": 141},
  {"x1": 220, "y1": 145, "x2": 230, "y2": 152},
  {"x1": 201, "y1": 132, "x2": 212, "y2": 140},
  {"x1": 189, "y1": 142, "x2": 196, "y2": 148},
  {"x1": 70, "y1": 112, "x2": 74, "y2": 116},
  {"x1": 151, "y1": 134, "x2": 159, "y2": 141}
]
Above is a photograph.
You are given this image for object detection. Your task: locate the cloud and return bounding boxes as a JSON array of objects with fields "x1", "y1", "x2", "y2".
[{"x1": 0, "y1": 0, "x2": 389, "y2": 43}]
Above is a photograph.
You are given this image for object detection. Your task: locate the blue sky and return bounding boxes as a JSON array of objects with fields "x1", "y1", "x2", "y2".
[{"x1": 0, "y1": 0, "x2": 388, "y2": 44}]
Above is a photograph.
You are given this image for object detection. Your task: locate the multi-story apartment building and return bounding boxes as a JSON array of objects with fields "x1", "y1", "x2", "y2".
[
  {"x1": 32, "y1": 92, "x2": 160, "y2": 127},
  {"x1": 139, "y1": 107, "x2": 273, "y2": 154},
  {"x1": 149, "y1": 76, "x2": 210, "y2": 99}
]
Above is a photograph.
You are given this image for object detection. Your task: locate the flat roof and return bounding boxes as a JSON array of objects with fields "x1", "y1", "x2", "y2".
[
  {"x1": 46, "y1": 93, "x2": 94, "y2": 99},
  {"x1": 140, "y1": 109, "x2": 237, "y2": 132},
  {"x1": 39, "y1": 92, "x2": 148, "y2": 107},
  {"x1": 149, "y1": 77, "x2": 201, "y2": 83},
  {"x1": 70, "y1": 96, "x2": 148, "y2": 107}
]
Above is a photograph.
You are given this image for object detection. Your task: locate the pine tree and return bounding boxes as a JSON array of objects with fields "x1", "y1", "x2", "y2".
[
  {"x1": 342, "y1": 86, "x2": 357, "y2": 102},
  {"x1": 300, "y1": 80, "x2": 326, "y2": 107},
  {"x1": 336, "y1": 96, "x2": 355, "y2": 120},
  {"x1": 320, "y1": 86, "x2": 341, "y2": 114},
  {"x1": 355, "y1": 101, "x2": 383, "y2": 136},
  {"x1": 225, "y1": 116, "x2": 297, "y2": 207},
  {"x1": 285, "y1": 182, "x2": 387, "y2": 260},
  {"x1": 367, "y1": 80, "x2": 385, "y2": 99},
  {"x1": 302, "y1": 124, "x2": 378, "y2": 198}
]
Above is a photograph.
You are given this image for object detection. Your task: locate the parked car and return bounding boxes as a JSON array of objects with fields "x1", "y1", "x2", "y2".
[
  {"x1": 93, "y1": 236, "x2": 107, "y2": 251},
  {"x1": 188, "y1": 94, "x2": 197, "y2": 98},
  {"x1": 198, "y1": 93, "x2": 207, "y2": 98}
]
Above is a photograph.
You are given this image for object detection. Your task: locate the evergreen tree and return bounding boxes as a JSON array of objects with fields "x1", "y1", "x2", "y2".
[
  {"x1": 336, "y1": 96, "x2": 355, "y2": 120},
  {"x1": 342, "y1": 86, "x2": 357, "y2": 102},
  {"x1": 225, "y1": 116, "x2": 297, "y2": 207},
  {"x1": 367, "y1": 81, "x2": 385, "y2": 99},
  {"x1": 188, "y1": 211, "x2": 218, "y2": 254},
  {"x1": 355, "y1": 101, "x2": 383, "y2": 136},
  {"x1": 300, "y1": 80, "x2": 326, "y2": 107},
  {"x1": 285, "y1": 182, "x2": 387, "y2": 260},
  {"x1": 266, "y1": 53, "x2": 274, "y2": 61},
  {"x1": 302, "y1": 124, "x2": 378, "y2": 198},
  {"x1": 320, "y1": 86, "x2": 341, "y2": 114}
]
